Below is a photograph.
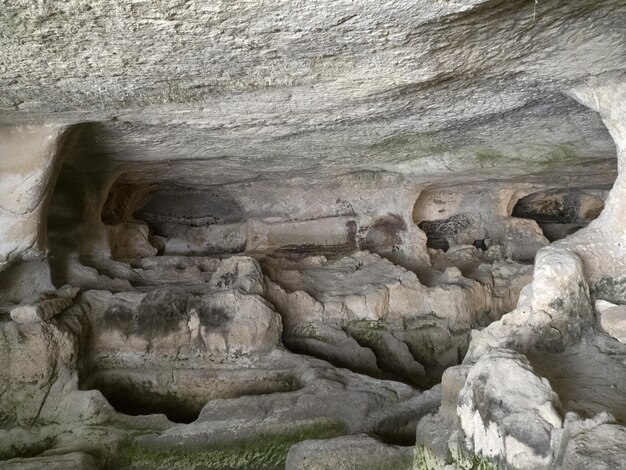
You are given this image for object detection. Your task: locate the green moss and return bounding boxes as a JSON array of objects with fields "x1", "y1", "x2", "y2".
[
  {"x1": 351, "y1": 330, "x2": 383, "y2": 346},
  {"x1": 475, "y1": 148, "x2": 506, "y2": 166},
  {"x1": 365, "y1": 134, "x2": 451, "y2": 160},
  {"x1": 366, "y1": 452, "x2": 414, "y2": 470},
  {"x1": 345, "y1": 320, "x2": 386, "y2": 344},
  {"x1": 413, "y1": 446, "x2": 498, "y2": 470},
  {"x1": 471, "y1": 142, "x2": 587, "y2": 169},
  {"x1": 347, "y1": 319, "x2": 386, "y2": 330},
  {"x1": 0, "y1": 435, "x2": 55, "y2": 461},
  {"x1": 542, "y1": 144, "x2": 579, "y2": 164},
  {"x1": 369, "y1": 135, "x2": 419, "y2": 152},
  {"x1": 593, "y1": 275, "x2": 626, "y2": 304},
  {"x1": 413, "y1": 445, "x2": 445, "y2": 470},
  {"x1": 409, "y1": 337, "x2": 437, "y2": 364},
  {"x1": 109, "y1": 419, "x2": 346, "y2": 470},
  {"x1": 295, "y1": 323, "x2": 326, "y2": 341}
]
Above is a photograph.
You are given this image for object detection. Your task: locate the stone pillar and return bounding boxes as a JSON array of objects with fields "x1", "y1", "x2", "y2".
[
  {"x1": 0, "y1": 125, "x2": 74, "y2": 302},
  {"x1": 76, "y1": 170, "x2": 119, "y2": 258},
  {"x1": 0, "y1": 125, "x2": 71, "y2": 270},
  {"x1": 565, "y1": 77, "x2": 626, "y2": 299}
]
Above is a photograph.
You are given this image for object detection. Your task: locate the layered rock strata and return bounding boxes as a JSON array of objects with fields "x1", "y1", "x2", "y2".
[{"x1": 1, "y1": 1, "x2": 626, "y2": 469}]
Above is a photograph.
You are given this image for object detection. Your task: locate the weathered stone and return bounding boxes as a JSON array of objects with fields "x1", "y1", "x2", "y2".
[
  {"x1": 0, "y1": 310, "x2": 98, "y2": 426},
  {"x1": 596, "y1": 300, "x2": 626, "y2": 343},
  {"x1": 265, "y1": 249, "x2": 530, "y2": 384},
  {"x1": 9, "y1": 285, "x2": 79, "y2": 324},
  {"x1": 458, "y1": 348, "x2": 562, "y2": 470},
  {"x1": 561, "y1": 420, "x2": 626, "y2": 470},
  {"x1": 79, "y1": 259, "x2": 282, "y2": 364},
  {"x1": 467, "y1": 246, "x2": 593, "y2": 360},
  {"x1": 0, "y1": 126, "x2": 71, "y2": 272},
  {"x1": 106, "y1": 222, "x2": 158, "y2": 259},
  {"x1": 1, "y1": 1, "x2": 626, "y2": 468},
  {"x1": 285, "y1": 435, "x2": 413, "y2": 470},
  {"x1": 0, "y1": 451, "x2": 97, "y2": 470}
]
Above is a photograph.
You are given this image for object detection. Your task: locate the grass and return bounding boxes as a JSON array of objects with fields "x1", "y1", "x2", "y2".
[
  {"x1": 413, "y1": 446, "x2": 498, "y2": 470},
  {"x1": 109, "y1": 419, "x2": 346, "y2": 470}
]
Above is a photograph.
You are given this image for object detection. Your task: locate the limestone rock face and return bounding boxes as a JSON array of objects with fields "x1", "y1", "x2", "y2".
[
  {"x1": 9, "y1": 285, "x2": 79, "y2": 324},
  {"x1": 467, "y1": 246, "x2": 594, "y2": 359},
  {"x1": 411, "y1": 75, "x2": 626, "y2": 469},
  {"x1": 0, "y1": 126, "x2": 70, "y2": 271},
  {"x1": 285, "y1": 435, "x2": 413, "y2": 470},
  {"x1": 457, "y1": 348, "x2": 562, "y2": 470},
  {"x1": 0, "y1": 310, "x2": 101, "y2": 428},
  {"x1": 0, "y1": 451, "x2": 97, "y2": 470},
  {"x1": 561, "y1": 420, "x2": 626, "y2": 470},
  {"x1": 0, "y1": 1, "x2": 622, "y2": 177},
  {"x1": 564, "y1": 79, "x2": 626, "y2": 287},
  {"x1": 264, "y1": 250, "x2": 531, "y2": 385},
  {"x1": 1, "y1": 0, "x2": 626, "y2": 468},
  {"x1": 106, "y1": 222, "x2": 158, "y2": 259},
  {"x1": 81, "y1": 287, "x2": 282, "y2": 361},
  {"x1": 596, "y1": 301, "x2": 626, "y2": 344}
]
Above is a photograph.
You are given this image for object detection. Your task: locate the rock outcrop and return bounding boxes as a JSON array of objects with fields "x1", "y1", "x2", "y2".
[
  {"x1": 414, "y1": 76, "x2": 626, "y2": 469},
  {"x1": 1, "y1": 1, "x2": 626, "y2": 469}
]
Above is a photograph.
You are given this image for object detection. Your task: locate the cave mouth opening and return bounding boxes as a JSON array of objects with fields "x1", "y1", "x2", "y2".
[
  {"x1": 94, "y1": 381, "x2": 203, "y2": 424},
  {"x1": 100, "y1": 180, "x2": 249, "y2": 259},
  {"x1": 413, "y1": 177, "x2": 613, "y2": 265},
  {"x1": 38, "y1": 118, "x2": 617, "y2": 444},
  {"x1": 417, "y1": 214, "x2": 479, "y2": 252},
  {"x1": 80, "y1": 367, "x2": 302, "y2": 424},
  {"x1": 512, "y1": 187, "x2": 606, "y2": 242}
]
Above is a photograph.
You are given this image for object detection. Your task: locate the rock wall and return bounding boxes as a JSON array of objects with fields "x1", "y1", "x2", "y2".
[
  {"x1": 1, "y1": 1, "x2": 626, "y2": 469},
  {"x1": 0, "y1": 126, "x2": 75, "y2": 302},
  {"x1": 415, "y1": 74, "x2": 626, "y2": 470}
]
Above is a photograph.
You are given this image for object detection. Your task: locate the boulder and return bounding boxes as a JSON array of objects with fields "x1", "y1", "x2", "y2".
[
  {"x1": 10, "y1": 285, "x2": 79, "y2": 324},
  {"x1": 285, "y1": 435, "x2": 413, "y2": 470},
  {"x1": 596, "y1": 300, "x2": 626, "y2": 343},
  {"x1": 457, "y1": 348, "x2": 562, "y2": 470}
]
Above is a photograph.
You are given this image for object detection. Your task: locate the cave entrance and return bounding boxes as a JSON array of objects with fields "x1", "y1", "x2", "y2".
[
  {"x1": 512, "y1": 188, "x2": 606, "y2": 242},
  {"x1": 417, "y1": 214, "x2": 482, "y2": 252},
  {"x1": 91, "y1": 379, "x2": 202, "y2": 424},
  {"x1": 101, "y1": 181, "x2": 248, "y2": 259},
  {"x1": 80, "y1": 367, "x2": 301, "y2": 425}
]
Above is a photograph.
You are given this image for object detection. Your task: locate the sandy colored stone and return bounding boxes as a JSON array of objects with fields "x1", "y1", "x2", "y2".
[
  {"x1": 598, "y1": 305, "x2": 626, "y2": 343},
  {"x1": 0, "y1": 451, "x2": 97, "y2": 470},
  {"x1": 285, "y1": 435, "x2": 413, "y2": 470},
  {"x1": 0, "y1": 2, "x2": 626, "y2": 469},
  {"x1": 458, "y1": 348, "x2": 562, "y2": 470}
]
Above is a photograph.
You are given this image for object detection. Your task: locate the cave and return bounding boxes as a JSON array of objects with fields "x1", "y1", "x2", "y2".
[
  {"x1": 512, "y1": 187, "x2": 607, "y2": 242},
  {"x1": 1, "y1": 2, "x2": 626, "y2": 470}
]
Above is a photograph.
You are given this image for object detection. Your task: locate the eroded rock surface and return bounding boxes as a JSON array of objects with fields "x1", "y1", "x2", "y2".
[
  {"x1": 264, "y1": 250, "x2": 531, "y2": 385},
  {"x1": 458, "y1": 348, "x2": 562, "y2": 470},
  {"x1": 1, "y1": 1, "x2": 626, "y2": 469},
  {"x1": 285, "y1": 435, "x2": 413, "y2": 470}
]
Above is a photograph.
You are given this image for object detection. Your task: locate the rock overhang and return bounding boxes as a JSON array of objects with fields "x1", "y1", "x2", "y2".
[
  {"x1": 1, "y1": 1, "x2": 626, "y2": 469},
  {"x1": 1, "y1": 0, "x2": 624, "y2": 183}
]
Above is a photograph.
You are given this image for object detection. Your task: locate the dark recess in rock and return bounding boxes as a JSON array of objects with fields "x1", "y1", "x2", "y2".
[
  {"x1": 418, "y1": 214, "x2": 472, "y2": 251},
  {"x1": 136, "y1": 188, "x2": 245, "y2": 232},
  {"x1": 513, "y1": 188, "x2": 605, "y2": 241}
]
